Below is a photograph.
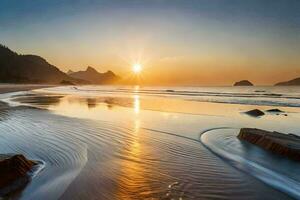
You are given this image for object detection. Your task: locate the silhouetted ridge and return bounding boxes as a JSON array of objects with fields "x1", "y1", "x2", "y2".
[
  {"x1": 275, "y1": 77, "x2": 300, "y2": 86},
  {"x1": 0, "y1": 44, "x2": 17, "y2": 56},
  {"x1": 86, "y1": 66, "x2": 97, "y2": 73},
  {"x1": 68, "y1": 66, "x2": 120, "y2": 84},
  {"x1": 0, "y1": 44, "x2": 87, "y2": 84},
  {"x1": 67, "y1": 70, "x2": 74, "y2": 75}
]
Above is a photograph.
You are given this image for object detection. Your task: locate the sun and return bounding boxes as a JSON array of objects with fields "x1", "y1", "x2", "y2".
[{"x1": 132, "y1": 64, "x2": 142, "y2": 74}]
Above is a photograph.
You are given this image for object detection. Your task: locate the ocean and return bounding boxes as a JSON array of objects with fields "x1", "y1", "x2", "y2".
[{"x1": 1, "y1": 85, "x2": 300, "y2": 200}]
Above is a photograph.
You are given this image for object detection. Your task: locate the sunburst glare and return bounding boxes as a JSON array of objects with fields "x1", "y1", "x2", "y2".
[{"x1": 132, "y1": 64, "x2": 142, "y2": 74}]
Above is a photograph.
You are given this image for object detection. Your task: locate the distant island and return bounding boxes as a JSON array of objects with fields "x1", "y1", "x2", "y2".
[
  {"x1": 275, "y1": 77, "x2": 300, "y2": 86},
  {"x1": 68, "y1": 66, "x2": 120, "y2": 85},
  {"x1": 233, "y1": 80, "x2": 253, "y2": 86},
  {"x1": 0, "y1": 44, "x2": 120, "y2": 85}
]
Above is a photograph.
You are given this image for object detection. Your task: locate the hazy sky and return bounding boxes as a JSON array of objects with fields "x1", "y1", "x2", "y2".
[{"x1": 1, "y1": 0, "x2": 299, "y2": 85}]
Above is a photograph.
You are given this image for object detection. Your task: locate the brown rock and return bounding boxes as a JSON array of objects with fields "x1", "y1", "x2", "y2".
[
  {"x1": 238, "y1": 128, "x2": 300, "y2": 161},
  {"x1": 244, "y1": 109, "x2": 265, "y2": 117},
  {"x1": 266, "y1": 108, "x2": 284, "y2": 113},
  {"x1": 0, "y1": 154, "x2": 36, "y2": 195}
]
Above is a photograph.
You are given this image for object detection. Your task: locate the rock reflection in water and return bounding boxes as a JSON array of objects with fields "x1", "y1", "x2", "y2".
[
  {"x1": 12, "y1": 94, "x2": 63, "y2": 107},
  {"x1": 86, "y1": 98, "x2": 97, "y2": 109}
]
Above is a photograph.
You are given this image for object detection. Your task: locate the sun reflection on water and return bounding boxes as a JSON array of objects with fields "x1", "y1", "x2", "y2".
[
  {"x1": 133, "y1": 95, "x2": 140, "y2": 114},
  {"x1": 115, "y1": 96, "x2": 148, "y2": 199}
]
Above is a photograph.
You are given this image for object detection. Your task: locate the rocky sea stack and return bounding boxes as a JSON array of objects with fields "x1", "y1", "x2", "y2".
[
  {"x1": 238, "y1": 128, "x2": 300, "y2": 161},
  {"x1": 0, "y1": 154, "x2": 36, "y2": 196},
  {"x1": 233, "y1": 80, "x2": 253, "y2": 86}
]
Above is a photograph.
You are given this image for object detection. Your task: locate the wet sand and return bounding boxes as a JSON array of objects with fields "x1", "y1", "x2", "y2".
[
  {"x1": 0, "y1": 84, "x2": 52, "y2": 95},
  {"x1": 0, "y1": 84, "x2": 52, "y2": 197},
  {"x1": 0, "y1": 86, "x2": 299, "y2": 200}
]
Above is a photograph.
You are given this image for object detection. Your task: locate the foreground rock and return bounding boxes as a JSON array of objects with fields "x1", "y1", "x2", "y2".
[
  {"x1": 238, "y1": 128, "x2": 300, "y2": 161},
  {"x1": 0, "y1": 154, "x2": 36, "y2": 196},
  {"x1": 266, "y1": 108, "x2": 284, "y2": 113},
  {"x1": 244, "y1": 109, "x2": 265, "y2": 117},
  {"x1": 233, "y1": 80, "x2": 253, "y2": 86}
]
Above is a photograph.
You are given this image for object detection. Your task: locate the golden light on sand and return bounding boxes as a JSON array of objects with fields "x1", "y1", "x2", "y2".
[
  {"x1": 133, "y1": 95, "x2": 140, "y2": 114},
  {"x1": 132, "y1": 64, "x2": 142, "y2": 74}
]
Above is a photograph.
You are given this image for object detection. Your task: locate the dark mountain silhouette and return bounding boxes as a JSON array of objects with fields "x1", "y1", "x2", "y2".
[
  {"x1": 68, "y1": 66, "x2": 120, "y2": 84},
  {"x1": 67, "y1": 70, "x2": 74, "y2": 75},
  {"x1": 275, "y1": 77, "x2": 300, "y2": 86},
  {"x1": 0, "y1": 44, "x2": 86, "y2": 84},
  {"x1": 233, "y1": 80, "x2": 253, "y2": 86}
]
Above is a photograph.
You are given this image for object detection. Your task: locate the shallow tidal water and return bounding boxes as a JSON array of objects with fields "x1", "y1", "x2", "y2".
[{"x1": 1, "y1": 86, "x2": 300, "y2": 200}]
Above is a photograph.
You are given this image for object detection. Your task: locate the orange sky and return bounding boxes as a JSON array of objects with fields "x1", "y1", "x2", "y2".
[{"x1": 1, "y1": 0, "x2": 299, "y2": 86}]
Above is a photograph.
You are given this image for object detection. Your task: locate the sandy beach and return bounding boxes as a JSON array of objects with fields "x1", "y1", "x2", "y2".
[
  {"x1": 1, "y1": 1, "x2": 300, "y2": 199},
  {"x1": 0, "y1": 84, "x2": 52, "y2": 94},
  {"x1": 0, "y1": 85, "x2": 299, "y2": 200}
]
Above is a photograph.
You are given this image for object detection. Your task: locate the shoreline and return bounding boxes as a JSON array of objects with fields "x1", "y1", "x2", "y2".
[
  {"x1": 0, "y1": 84, "x2": 54, "y2": 95},
  {"x1": 0, "y1": 84, "x2": 53, "y2": 197},
  {"x1": 0, "y1": 84, "x2": 55, "y2": 108},
  {"x1": 0, "y1": 85, "x2": 299, "y2": 200},
  {"x1": 201, "y1": 128, "x2": 300, "y2": 200}
]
